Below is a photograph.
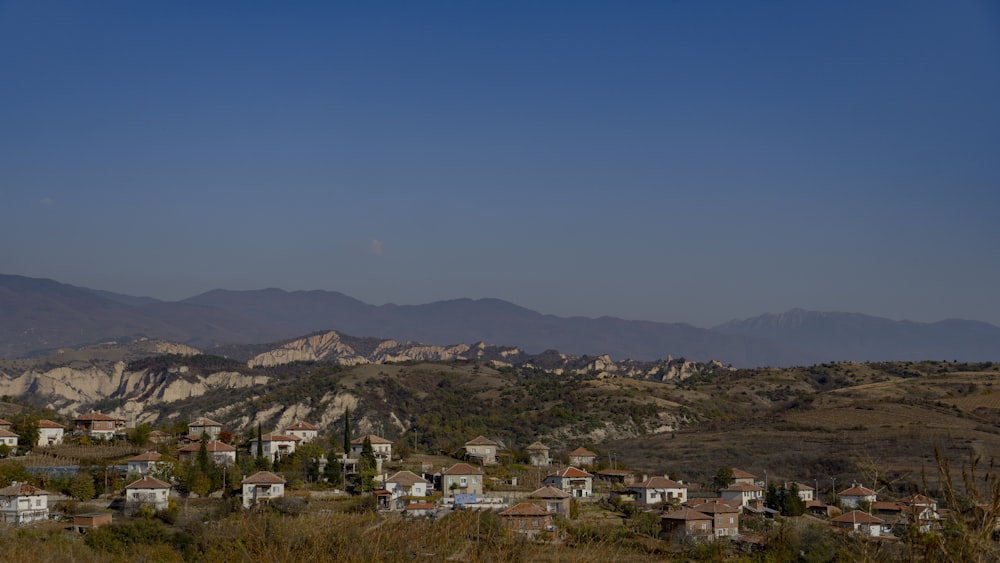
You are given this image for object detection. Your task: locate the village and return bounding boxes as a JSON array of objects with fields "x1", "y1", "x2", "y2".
[{"x1": 0, "y1": 409, "x2": 955, "y2": 553}]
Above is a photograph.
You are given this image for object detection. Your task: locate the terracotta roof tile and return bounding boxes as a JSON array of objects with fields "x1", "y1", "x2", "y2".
[
  {"x1": 242, "y1": 471, "x2": 286, "y2": 485},
  {"x1": 442, "y1": 463, "x2": 483, "y2": 476},
  {"x1": 126, "y1": 476, "x2": 170, "y2": 489},
  {"x1": 351, "y1": 434, "x2": 392, "y2": 445},
  {"x1": 464, "y1": 435, "x2": 499, "y2": 447}
]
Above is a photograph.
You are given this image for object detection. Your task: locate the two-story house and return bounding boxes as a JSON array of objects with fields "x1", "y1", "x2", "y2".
[
  {"x1": 242, "y1": 471, "x2": 286, "y2": 509},
  {"x1": 125, "y1": 476, "x2": 171, "y2": 512},
  {"x1": 441, "y1": 463, "x2": 484, "y2": 498},
  {"x1": 463, "y1": 436, "x2": 500, "y2": 465},
  {"x1": 126, "y1": 451, "x2": 166, "y2": 475},
  {"x1": 179, "y1": 440, "x2": 237, "y2": 465},
  {"x1": 630, "y1": 476, "x2": 688, "y2": 506},
  {"x1": 74, "y1": 412, "x2": 125, "y2": 440},
  {"x1": 285, "y1": 421, "x2": 319, "y2": 443},
  {"x1": 525, "y1": 442, "x2": 551, "y2": 466},
  {"x1": 543, "y1": 467, "x2": 594, "y2": 498},
  {"x1": 567, "y1": 447, "x2": 598, "y2": 467},
  {"x1": 350, "y1": 435, "x2": 393, "y2": 460},
  {"x1": 188, "y1": 417, "x2": 223, "y2": 440},
  {"x1": 36, "y1": 420, "x2": 65, "y2": 447},
  {"x1": 684, "y1": 498, "x2": 740, "y2": 537},
  {"x1": 0, "y1": 482, "x2": 51, "y2": 524},
  {"x1": 248, "y1": 433, "x2": 301, "y2": 463},
  {"x1": 839, "y1": 484, "x2": 877, "y2": 508}
]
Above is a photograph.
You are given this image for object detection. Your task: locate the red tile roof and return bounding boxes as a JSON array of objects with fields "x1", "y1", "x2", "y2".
[
  {"x1": 568, "y1": 447, "x2": 597, "y2": 457},
  {"x1": 37, "y1": 419, "x2": 64, "y2": 429},
  {"x1": 442, "y1": 463, "x2": 483, "y2": 476},
  {"x1": 259, "y1": 433, "x2": 301, "y2": 443},
  {"x1": 724, "y1": 482, "x2": 763, "y2": 492},
  {"x1": 127, "y1": 451, "x2": 164, "y2": 462},
  {"x1": 839, "y1": 485, "x2": 876, "y2": 497},
  {"x1": 464, "y1": 435, "x2": 499, "y2": 447},
  {"x1": 632, "y1": 476, "x2": 686, "y2": 489},
  {"x1": 126, "y1": 476, "x2": 170, "y2": 490},
  {"x1": 351, "y1": 434, "x2": 392, "y2": 445},
  {"x1": 0, "y1": 419, "x2": 11, "y2": 426},
  {"x1": 832, "y1": 510, "x2": 885, "y2": 525},
  {"x1": 242, "y1": 471, "x2": 286, "y2": 485},
  {"x1": 525, "y1": 441, "x2": 549, "y2": 451},
  {"x1": 662, "y1": 507, "x2": 711, "y2": 521},
  {"x1": 386, "y1": 471, "x2": 430, "y2": 487},
  {"x1": 75, "y1": 412, "x2": 123, "y2": 422},
  {"x1": 731, "y1": 468, "x2": 757, "y2": 480},
  {"x1": 0, "y1": 429, "x2": 18, "y2": 438},
  {"x1": 189, "y1": 417, "x2": 223, "y2": 427},
  {"x1": 500, "y1": 502, "x2": 550, "y2": 517},
  {"x1": 0, "y1": 482, "x2": 51, "y2": 496},
  {"x1": 548, "y1": 466, "x2": 592, "y2": 479},
  {"x1": 286, "y1": 421, "x2": 319, "y2": 431},
  {"x1": 529, "y1": 486, "x2": 572, "y2": 499},
  {"x1": 405, "y1": 502, "x2": 436, "y2": 510}
]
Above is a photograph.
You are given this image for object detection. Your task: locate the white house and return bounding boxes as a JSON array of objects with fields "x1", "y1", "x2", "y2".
[
  {"x1": 0, "y1": 482, "x2": 51, "y2": 524},
  {"x1": 74, "y1": 412, "x2": 125, "y2": 440},
  {"x1": 126, "y1": 451, "x2": 166, "y2": 475},
  {"x1": 242, "y1": 471, "x2": 286, "y2": 508},
  {"x1": 720, "y1": 482, "x2": 764, "y2": 508},
  {"x1": 351, "y1": 434, "x2": 393, "y2": 460},
  {"x1": 125, "y1": 476, "x2": 171, "y2": 512},
  {"x1": 0, "y1": 429, "x2": 18, "y2": 454},
  {"x1": 832, "y1": 510, "x2": 886, "y2": 536},
  {"x1": 285, "y1": 421, "x2": 319, "y2": 443},
  {"x1": 839, "y1": 484, "x2": 877, "y2": 508},
  {"x1": 188, "y1": 417, "x2": 223, "y2": 440},
  {"x1": 36, "y1": 420, "x2": 65, "y2": 447},
  {"x1": 784, "y1": 482, "x2": 814, "y2": 502},
  {"x1": 629, "y1": 476, "x2": 689, "y2": 506},
  {"x1": 248, "y1": 433, "x2": 301, "y2": 463},
  {"x1": 543, "y1": 467, "x2": 594, "y2": 498},
  {"x1": 384, "y1": 470, "x2": 432, "y2": 501},
  {"x1": 525, "y1": 442, "x2": 551, "y2": 466}
]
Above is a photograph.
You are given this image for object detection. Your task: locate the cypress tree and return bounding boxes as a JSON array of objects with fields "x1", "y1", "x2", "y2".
[
  {"x1": 343, "y1": 408, "x2": 351, "y2": 455},
  {"x1": 256, "y1": 422, "x2": 264, "y2": 460}
]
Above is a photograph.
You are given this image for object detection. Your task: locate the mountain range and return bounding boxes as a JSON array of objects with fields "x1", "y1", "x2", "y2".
[{"x1": 2, "y1": 273, "x2": 998, "y2": 367}]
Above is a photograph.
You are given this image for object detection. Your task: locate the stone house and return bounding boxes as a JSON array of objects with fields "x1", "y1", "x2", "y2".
[
  {"x1": 463, "y1": 435, "x2": 500, "y2": 465},
  {"x1": 685, "y1": 498, "x2": 740, "y2": 537},
  {"x1": 567, "y1": 447, "x2": 598, "y2": 467},
  {"x1": 499, "y1": 503, "x2": 553, "y2": 538},
  {"x1": 661, "y1": 508, "x2": 714, "y2": 543},
  {"x1": 440, "y1": 463, "x2": 484, "y2": 498},
  {"x1": 525, "y1": 442, "x2": 550, "y2": 466},
  {"x1": 528, "y1": 485, "x2": 572, "y2": 517},
  {"x1": 188, "y1": 417, "x2": 224, "y2": 440}
]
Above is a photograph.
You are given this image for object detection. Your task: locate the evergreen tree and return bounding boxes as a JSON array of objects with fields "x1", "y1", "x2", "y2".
[
  {"x1": 14, "y1": 417, "x2": 39, "y2": 452},
  {"x1": 343, "y1": 408, "x2": 351, "y2": 455},
  {"x1": 357, "y1": 436, "x2": 377, "y2": 493},
  {"x1": 197, "y1": 432, "x2": 211, "y2": 472},
  {"x1": 324, "y1": 450, "x2": 343, "y2": 488},
  {"x1": 713, "y1": 466, "x2": 734, "y2": 489},
  {"x1": 256, "y1": 423, "x2": 264, "y2": 461}
]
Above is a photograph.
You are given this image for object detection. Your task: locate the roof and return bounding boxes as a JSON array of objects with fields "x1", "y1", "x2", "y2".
[
  {"x1": 242, "y1": 471, "x2": 286, "y2": 485},
  {"x1": 464, "y1": 435, "x2": 499, "y2": 447},
  {"x1": 723, "y1": 482, "x2": 763, "y2": 492},
  {"x1": 127, "y1": 451, "x2": 164, "y2": 462},
  {"x1": 405, "y1": 502, "x2": 436, "y2": 510},
  {"x1": 351, "y1": 434, "x2": 392, "y2": 445},
  {"x1": 784, "y1": 481, "x2": 814, "y2": 491},
  {"x1": 685, "y1": 498, "x2": 740, "y2": 512},
  {"x1": 548, "y1": 466, "x2": 592, "y2": 479},
  {"x1": 386, "y1": 470, "x2": 430, "y2": 487},
  {"x1": 126, "y1": 476, "x2": 170, "y2": 490},
  {"x1": 832, "y1": 510, "x2": 885, "y2": 525},
  {"x1": 568, "y1": 446, "x2": 597, "y2": 457},
  {"x1": 871, "y1": 501, "x2": 904, "y2": 512},
  {"x1": 500, "y1": 502, "x2": 550, "y2": 517},
  {"x1": 731, "y1": 468, "x2": 757, "y2": 480},
  {"x1": 286, "y1": 421, "x2": 319, "y2": 431},
  {"x1": 189, "y1": 417, "x2": 223, "y2": 427},
  {"x1": 525, "y1": 441, "x2": 549, "y2": 451},
  {"x1": 75, "y1": 412, "x2": 123, "y2": 422},
  {"x1": 662, "y1": 507, "x2": 712, "y2": 521},
  {"x1": 0, "y1": 482, "x2": 50, "y2": 496},
  {"x1": 632, "y1": 476, "x2": 686, "y2": 490},
  {"x1": 37, "y1": 419, "x2": 65, "y2": 429},
  {"x1": 900, "y1": 494, "x2": 936, "y2": 505},
  {"x1": 179, "y1": 440, "x2": 236, "y2": 452},
  {"x1": 443, "y1": 463, "x2": 483, "y2": 476},
  {"x1": 840, "y1": 485, "x2": 876, "y2": 497},
  {"x1": 0, "y1": 419, "x2": 11, "y2": 426},
  {"x1": 0, "y1": 429, "x2": 18, "y2": 438},
  {"x1": 529, "y1": 486, "x2": 572, "y2": 499}
]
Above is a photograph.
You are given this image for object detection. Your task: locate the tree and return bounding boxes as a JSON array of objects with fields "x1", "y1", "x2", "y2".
[
  {"x1": 128, "y1": 423, "x2": 151, "y2": 446},
  {"x1": 782, "y1": 483, "x2": 806, "y2": 516},
  {"x1": 0, "y1": 444, "x2": 9, "y2": 458},
  {"x1": 343, "y1": 408, "x2": 351, "y2": 455},
  {"x1": 355, "y1": 436, "x2": 377, "y2": 493},
  {"x1": 197, "y1": 433, "x2": 211, "y2": 473},
  {"x1": 256, "y1": 423, "x2": 264, "y2": 461},
  {"x1": 324, "y1": 450, "x2": 343, "y2": 488},
  {"x1": 69, "y1": 470, "x2": 96, "y2": 500},
  {"x1": 15, "y1": 418, "x2": 39, "y2": 452},
  {"x1": 713, "y1": 466, "x2": 734, "y2": 489}
]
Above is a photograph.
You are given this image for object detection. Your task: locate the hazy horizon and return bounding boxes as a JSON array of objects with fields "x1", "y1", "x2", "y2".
[{"x1": 2, "y1": 2, "x2": 998, "y2": 328}]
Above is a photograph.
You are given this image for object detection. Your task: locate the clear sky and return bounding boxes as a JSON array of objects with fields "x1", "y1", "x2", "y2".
[{"x1": 1, "y1": 1, "x2": 998, "y2": 327}]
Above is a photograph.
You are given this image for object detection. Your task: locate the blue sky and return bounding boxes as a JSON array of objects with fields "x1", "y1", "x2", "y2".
[{"x1": 1, "y1": 1, "x2": 998, "y2": 327}]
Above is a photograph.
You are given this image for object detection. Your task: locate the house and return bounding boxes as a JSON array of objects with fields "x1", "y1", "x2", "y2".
[
  {"x1": 721, "y1": 482, "x2": 764, "y2": 508},
  {"x1": 188, "y1": 417, "x2": 223, "y2": 440},
  {"x1": 384, "y1": 470, "x2": 432, "y2": 503},
  {"x1": 285, "y1": 421, "x2": 319, "y2": 443},
  {"x1": 248, "y1": 433, "x2": 301, "y2": 463},
  {"x1": 731, "y1": 468, "x2": 758, "y2": 486},
  {"x1": 661, "y1": 508, "x2": 714, "y2": 543},
  {"x1": 543, "y1": 467, "x2": 594, "y2": 498},
  {"x1": 806, "y1": 500, "x2": 838, "y2": 517},
  {"x1": 74, "y1": 412, "x2": 125, "y2": 440},
  {"x1": 685, "y1": 498, "x2": 740, "y2": 537},
  {"x1": 350, "y1": 434, "x2": 393, "y2": 460},
  {"x1": 242, "y1": 471, "x2": 286, "y2": 508},
  {"x1": 125, "y1": 476, "x2": 171, "y2": 512},
  {"x1": 629, "y1": 476, "x2": 688, "y2": 506},
  {"x1": 0, "y1": 419, "x2": 11, "y2": 431},
  {"x1": 596, "y1": 469, "x2": 637, "y2": 486},
  {"x1": 126, "y1": 451, "x2": 166, "y2": 475},
  {"x1": 567, "y1": 447, "x2": 598, "y2": 467},
  {"x1": 525, "y1": 442, "x2": 551, "y2": 466},
  {"x1": 0, "y1": 429, "x2": 18, "y2": 454},
  {"x1": 464, "y1": 436, "x2": 500, "y2": 465},
  {"x1": 839, "y1": 484, "x2": 877, "y2": 508},
  {"x1": 440, "y1": 463, "x2": 484, "y2": 498},
  {"x1": 783, "y1": 482, "x2": 815, "y2": 502},
  {"x1": 178, "y1": 440, "x2": 237, "y2": 465},
  {"x1": 528, "y1": 485, "x2": 572, "y2": 517},
  {"x1": 0, "y1": 482, "x2": 51, "y2": 524},
  {"x1": 832, "y1": 510, "x2": 886, "y2": 536},
  {"x1": 74, "y1": 512, "x2": 112, "y2": 533},
  {"x1": 499, "y1": 503, "x2": 553, "y2": 538},
  {"x1": 36, "y1": 420, "x2": 65, "y2": 447}
]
